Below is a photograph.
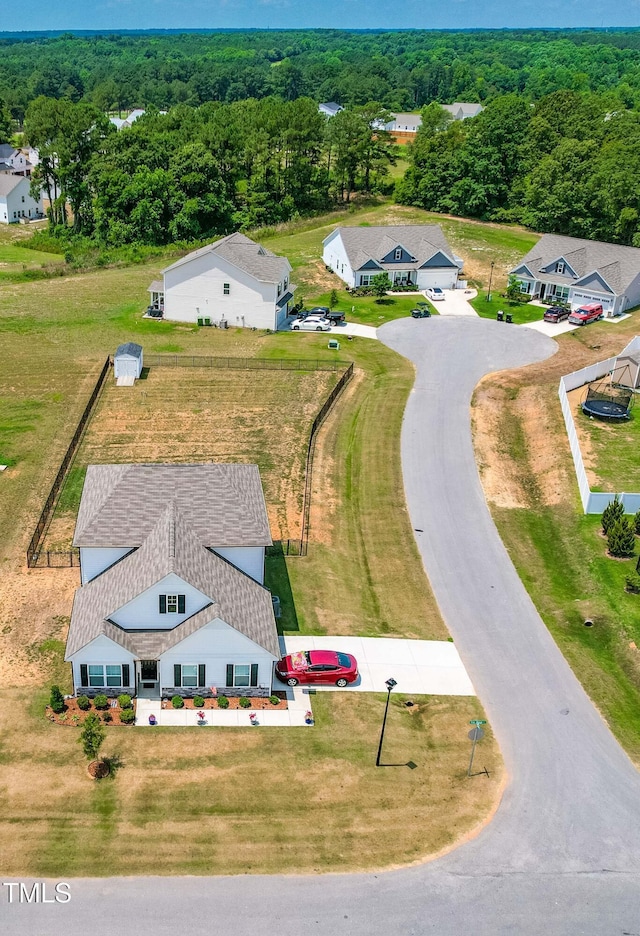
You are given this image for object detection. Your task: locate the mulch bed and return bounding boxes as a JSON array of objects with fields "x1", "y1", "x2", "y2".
[
  {"x1": 162, "y1": 691, "x2": 288, "y2": 711},
  {"x1": 46, "y1": 698, "x2": 135, "y2": 727},
  {"x1": 87, "y1": 760, "x2": 110, "y2": 779}
]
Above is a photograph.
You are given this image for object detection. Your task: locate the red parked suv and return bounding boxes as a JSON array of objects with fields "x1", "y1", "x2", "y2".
[
  {"x1": 275, "y1": 650, "x2": 359, "y2": 687},
  {"x1": 568, "y1": 303, "x2": 604, "y2": 325}
]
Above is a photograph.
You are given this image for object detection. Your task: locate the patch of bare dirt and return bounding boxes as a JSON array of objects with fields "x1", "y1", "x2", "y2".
[
  {"x1": 298, "y1": 259, "x2": 342, "y2": 294},
  {"x1": 472, "y1": 381, "x2": 527, "y2": 508},
  {"x1": 515, "y1": 384, "x2": 570, "y2": 506}
]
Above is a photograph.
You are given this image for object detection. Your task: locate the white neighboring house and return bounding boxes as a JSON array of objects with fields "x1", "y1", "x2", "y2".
[
  {"x1": 156, "y1": 232, "x2": 296, "y2": 330},
  {"x1": 319, "y1": 102, "x2": 343, "y2": 118},
  {"x1": 0, "y1": 174, "x2": 43, "y2": 224},
  {"x1": 441, "y1": 102, "x2": 484, "y2": 121},
  {"x1": 323, "y1": 224, "x2": 463, "y2": 290},
  {"x1": 510, "y1": 233, "x2": 640, "y2": 316},
  {"x1": 0, "y1": 144, "x2": 33, "y2": 176},
  {"x1": 65, "y1": 463, "x2": 280, "y2": 700}
]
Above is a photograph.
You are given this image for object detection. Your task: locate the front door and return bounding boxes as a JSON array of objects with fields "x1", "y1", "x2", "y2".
[{"x1": 139, "y1": 660, "x2": 159, "y2": 696}]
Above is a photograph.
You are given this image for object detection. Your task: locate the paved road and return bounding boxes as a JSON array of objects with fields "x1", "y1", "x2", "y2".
[{"x1": 7, "y1": 316, "x2": 640, "y2": 936}]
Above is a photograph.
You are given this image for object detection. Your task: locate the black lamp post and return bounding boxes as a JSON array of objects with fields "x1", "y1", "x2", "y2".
[
  {"x1": 376, "y1": 677, "x2": 397, "y2": 767},
  {"x1": 487, "y1": 261, "x2": 495, "y2": 302}
]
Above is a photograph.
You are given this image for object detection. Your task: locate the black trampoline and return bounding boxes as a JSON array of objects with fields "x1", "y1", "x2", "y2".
[{"x1": 581, "y1": 378, "x2": 633, "y2": 421}]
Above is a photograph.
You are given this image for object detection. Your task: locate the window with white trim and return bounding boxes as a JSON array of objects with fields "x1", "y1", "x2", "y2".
[
  {"x1": 555, "y1": 261, "x2": 565, "y2": 274},
  {"x1": 181, "y1": 664, "x2": 198, "y2": 688},
  {"x1": 88, "y1": 664, "x2": 122, "y2": 687},
  {"x1": 394, "y1": 248, "x2": 402, "y2": 260},
  {"x1": 223, "y1": 282, "x2": 230, "y2": 295},
  {"x1": 159, "y1": 594, "x2": 185, "y2": 614},
  {"x1": 359, "y1": 273, "x2": 373, "y2": 286},
  {"x1": 232, "y1": 664, "x2": 251, "y2": 687}
]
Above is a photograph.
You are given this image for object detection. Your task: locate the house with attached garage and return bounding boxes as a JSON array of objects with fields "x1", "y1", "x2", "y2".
[
  {"x1": 323, "y1": 224, "x2": 463, "y2": 290},
  {"x1": 153, "y1": 232, "x2": 296, "y2": 330},
  {"x1": 64, "y1": 463, "x2": 280, "y2": 700},
  {"x1": 510, "y1": 233, "x2": 640, "y2": 317}
]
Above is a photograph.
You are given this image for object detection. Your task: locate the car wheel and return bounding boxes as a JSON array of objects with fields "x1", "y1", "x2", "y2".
[
  {"x1": 336, "y1": 678, "x2": 348, "y2": 687},
  {"x1": 293, "y1": 325, "x2": 300, "y2": 330},
  {"x1": 287, "y1": 677, "x2": 299, "y2": 687},
  {"x1": 316, "y1": 326, "x2": 323, "y2": 331}
]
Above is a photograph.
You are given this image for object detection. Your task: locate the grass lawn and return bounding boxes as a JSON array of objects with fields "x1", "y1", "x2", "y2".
[
  {"x1": 0, "y1": 688, "x2": 500, "y2": 876},
  {"x1": 571, "y1": 398, "x2": 640, "y2": 492},
  {"x1": 311, "y1": 289, "x2": 429, "y2": 325},
  {"x1": 0, "y1": 248, "x2": 501, "y2": 874},
  {"x1": 472, "y1": 315, "x2": 640, "y2": 762},
  {"x1": 470, "y1": 294, "x2": 545, "y2": 325}
]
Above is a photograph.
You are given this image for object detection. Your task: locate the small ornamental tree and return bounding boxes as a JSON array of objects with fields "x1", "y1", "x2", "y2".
[
  {"x1": 602, "y1": 496, "x2": 624, "y2": 535},
  {"x1": 505, "y1": 275, "x2": 523, "y2": 302},
  {"x1": 607, "y1": 518, "x2": 636, "y2": 558},
  {"x1": 78, "y1": 713, "x2": 106, "y2": 763},
  {"x1": 50, "y1": 685, "x2": 65, "y2": 714},
  {"x1": 371, "y1": 272, "x2": 392, "y2": 301},
  {"x1": 329, "y1": 288, "x2": 339, "y2": 309},
  {"x1": 634, "y1": 509, "x2": 640, "y2": 536}
]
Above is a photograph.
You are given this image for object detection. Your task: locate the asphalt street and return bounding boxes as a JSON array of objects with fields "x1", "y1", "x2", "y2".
[{"x1": 6, "y1": 316, "x2": 640, "y2": 935}]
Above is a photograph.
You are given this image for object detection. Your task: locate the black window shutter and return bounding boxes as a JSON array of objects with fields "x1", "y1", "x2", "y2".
[
  {"x1": 173, "y1": 664, "x2": 181, "y2": 687},
  {"x1": 250, "y1": 664, "x2": 258, "y2": 687},
  {"x1": 178, "y1": 595, "x2": 185, "y2": 614},
  {"x1": 122, "y1": 664, "x2": 130, "y2": 687},
  {"x1": 226, "y1": 664, "x2": 234, "y2": 687},
  {"x1": 159, "y1": 594, "x2": 167, "y2": 614},
  {"x1": 80, "y1": 664, "x2": 88, "y2": 687},
  {"x1": 198, "y1": 664, "x2": 205, "y2": 687}
]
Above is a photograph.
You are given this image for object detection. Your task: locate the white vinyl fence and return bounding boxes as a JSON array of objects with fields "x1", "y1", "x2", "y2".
[{"x1": 559, "y1": 335, "x2": 640, "y2": 514}]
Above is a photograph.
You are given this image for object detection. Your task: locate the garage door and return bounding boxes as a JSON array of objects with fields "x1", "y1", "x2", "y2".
[{"x1": 116, "y1": 357, "x2": 137, "y2": 377}]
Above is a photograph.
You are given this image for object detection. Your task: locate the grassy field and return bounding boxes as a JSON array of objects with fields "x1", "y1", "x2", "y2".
[
  {"x1": 470, "y1": 294, "x2": 546, "y2": 325},
  {"x1": 570, "y1": 392, "x2": 640, "y2": 492},
  {"x1": 0, "y1": 218, "x2": 503, "y2": 873},
  {"x1": 45, "y1": 365, "x2": 340, "y2": 548},
  {"x1": 0, "y1": 220, "x2": 63, "y2": 280},
  {"x1": 471, "y1": 314, "x2": 640, "y2": 762}
]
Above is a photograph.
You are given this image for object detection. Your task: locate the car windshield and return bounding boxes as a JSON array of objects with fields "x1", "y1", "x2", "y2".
[{"x1": 336, "y1": 653, "x2": 352, "y2": 668}]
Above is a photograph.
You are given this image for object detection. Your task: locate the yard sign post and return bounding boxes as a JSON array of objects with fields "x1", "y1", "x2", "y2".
[{"x1": 467, "y1": 719, "x2": 487, "y2": 777}]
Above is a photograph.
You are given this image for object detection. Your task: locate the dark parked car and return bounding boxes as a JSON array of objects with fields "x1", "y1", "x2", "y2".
[
  {"x1": 275, "y1": 650, "x2": 359, "y2": 687},
  {"x1": 543, "y1": 305, "x2": 570, "y2": 323}
]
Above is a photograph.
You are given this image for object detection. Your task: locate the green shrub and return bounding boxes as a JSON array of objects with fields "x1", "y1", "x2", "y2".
[
  {"x1": 625, "y1": 573, "x2": 640, "y2": 594},
  {"x1": 77, "y1": 695, "x2": 91, "y2": 711},
  {"x1": 119, "y1": 708, "x2": 136, "y2": 724},
  {"x1": 102, "y1": 711, "x2": 112, "y2": 723},
  {"x1": 269, "y1": 695, "x2": 281, "y2": 705},
  {"x1": 171, "y1": 695, "x2": 184, "y2": 709},
  {"x1": 71, "y1": 714, "x2": 80, "y2": 725},
  {"x1": 117, "y1": 694, "x2": 132, "y2": 710},
  {"x1": 607, "y1": 518, "x2": 636, "y2": 558},
  {"x1": 93, "y1": 694, "x2": 109, "y2": 710},
  {"x1": 193, "y1": 695, "x2": 205, "y2": 708},
  {"x1": 238, "y1": 696, "x2": 252, "y2": 708},
  {"x1": 602, "y1": 496, "x2": 625, "y2": 535},
  {"x1": 634, "y1": 510, "x2": 640, "y2": 535},
  {"x1": 217, "y1": 695, "x2": 229, "y2": 709},
  {"x1": 50, "y1": 685, "x2": 66, "y2": 714}
]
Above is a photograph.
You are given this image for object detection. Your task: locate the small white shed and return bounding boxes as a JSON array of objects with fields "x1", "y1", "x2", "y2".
[
  {"x1": 611, "y1": 353, "x2": 640, "y2": 389},
  {"x1": 114, "y1": 342, "x2": 143, "y2": 380}
]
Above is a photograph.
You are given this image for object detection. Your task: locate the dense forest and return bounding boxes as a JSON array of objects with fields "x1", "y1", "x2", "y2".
[{"x1": 3, "y1": 29, "x2": 640, "y2": 247}]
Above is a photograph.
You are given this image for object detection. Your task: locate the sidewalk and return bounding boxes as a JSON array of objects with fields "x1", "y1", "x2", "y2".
[{"x1": 135, "y1": 686, "x2": 312, "y2": 727}]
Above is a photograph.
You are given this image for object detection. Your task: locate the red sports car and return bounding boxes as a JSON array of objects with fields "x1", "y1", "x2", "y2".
[{"x1": 275, "y1": 650, "x2": 359, "y2": 687}]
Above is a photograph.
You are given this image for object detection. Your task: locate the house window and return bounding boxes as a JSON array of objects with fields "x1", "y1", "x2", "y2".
[
  {"x1": 223, "y1": 283, "x2": 230, "y2": 295},
  {"x1": 21, "y1": 195, "x2": 25, "y2": 203},
  {"x1": 555, "y1": 262, "x2": 565, "y2": 274},
  {"x1": 181, "y1": 664, "x2": 198, "y2": 688},
  {"x1": 159, "y1": 594, "x2": 185, "y2": 614},
  {"x1": 88, "y1": 664, "x2": 122, "y2": 687},
  {"x1": 359, "y1": 274, "x2": 373, "y2": 286},
  {"x1": 226, "y1": 663, "x2": 259, "y2": 687},
  {"x1": 394, "y1": 248, "x2": 402, "y2": 260}
]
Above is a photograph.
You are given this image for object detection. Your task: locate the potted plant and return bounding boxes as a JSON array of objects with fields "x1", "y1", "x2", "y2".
[
  {"x1": 196, "y1": 710, "x2": 206, "y2": 726},
  {"x1": 305, "y1": 710, "x2": 314, "y2": 725},
  {"x1": 249, "y1": 711, "x2": 258, "y2": 726}
]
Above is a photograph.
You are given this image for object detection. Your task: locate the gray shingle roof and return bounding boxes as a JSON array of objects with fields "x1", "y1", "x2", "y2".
[
  {"x1": 328, "y1": 225, "x2": 457, "y2": 272},
  {"x1": 0, "y1": 174, "x2": 25, "y2": 197},
  {"x1": 66, "y1": 504, "x2": 279, "y2": 659},
  {"x1": 115, "y1": 342, "x2": 143, "y2": 358},
  {"x1": 162, "y1": 232, "x2": 291, "y2": 285},
  {"x1": 513, "y1": 234, "x2": 640, "y2": 297},
  {"x1": 73, "y1": 464, "x2": 272, "y2": 548}
]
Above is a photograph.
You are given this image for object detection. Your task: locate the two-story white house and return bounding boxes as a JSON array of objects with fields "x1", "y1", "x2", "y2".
[
  {"x1": 0, "y1": 144, "x2": 33, "y2": 176},
  {"x1": 65, "y1": 463, "x2": 280, "y2": 700},
  {"x1": 152, "y1": 232, "x2": 296, "y2": 330},
  {"x1": 510, "y1": 233, "x2": 640, "y2": 316},
  {"x1": 0, "y1": 174, "x2": 43, "y2": 224},
  {"x1": 323, "y1": 224, "x2": 463, "y2": 291}
]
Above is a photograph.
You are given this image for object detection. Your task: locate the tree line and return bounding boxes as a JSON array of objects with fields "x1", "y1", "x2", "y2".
[
  {"x1": 4, "y1": 29, "x2": 640, "y2": 121},
  {"x1": 398, "y1": 91, "x2": 640, "y2": 247},
  {"x1": 25, "y1": 96, "x2": 396, "y2": 242}
]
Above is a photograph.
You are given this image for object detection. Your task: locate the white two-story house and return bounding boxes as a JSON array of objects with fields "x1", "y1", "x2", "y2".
[
  {"x1": 65, "y1": 463, "x2": 280, "y2": 700},
  {"x1": 0, "y1": 174, "x2": 43, "y2": 224},
  {"x1": 322, "y1": 224, "x2": 463, "y2": 291},
  {"x1": 152, "y1": 232, "x2": 296, "y2": 330}
]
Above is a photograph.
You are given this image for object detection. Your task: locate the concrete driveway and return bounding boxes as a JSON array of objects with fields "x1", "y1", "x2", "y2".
[
  {"x1": 281, "y1": 636, "x2": 475, "y2": 695},
  {"x1": 430, "y1": 287, "x2": 478, "y2": 316},
  {"x1": 286, "y1": 318, "x2": 377, "y2": 339}
]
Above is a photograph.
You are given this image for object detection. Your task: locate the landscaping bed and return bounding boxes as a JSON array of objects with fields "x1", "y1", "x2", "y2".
[
  {"x1": 162, "y1": 692, "x2": 288, "y2": 711},
  {"x1": 46, "y1": 696, "x2": 135, "y2": 727}
]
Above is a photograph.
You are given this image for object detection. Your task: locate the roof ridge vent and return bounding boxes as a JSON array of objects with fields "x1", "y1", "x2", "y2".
[{"x1": 168, "y1": 502, "x2": 176, "y2": 558}]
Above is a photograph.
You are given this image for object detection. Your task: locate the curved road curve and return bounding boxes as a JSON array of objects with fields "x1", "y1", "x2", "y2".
[{"x1": 9, "y1": 317, "x2": 640, "y2": 936}]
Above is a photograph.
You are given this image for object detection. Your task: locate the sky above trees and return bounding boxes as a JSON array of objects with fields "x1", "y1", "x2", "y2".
[{"x1": 1, "y1": 1, "x2": 638, "y2": 32}]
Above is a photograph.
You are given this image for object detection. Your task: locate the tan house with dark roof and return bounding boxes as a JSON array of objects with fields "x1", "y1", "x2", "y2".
[
  {"x1": 152, "y1": 232, "x2": 296, "y2": 330},
  {"x1": 65, "y1": 463, "x2": 279, "y2": 700},
  {"x1": 511, "y1": 234, "x2": 640, "y2": 316}
]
